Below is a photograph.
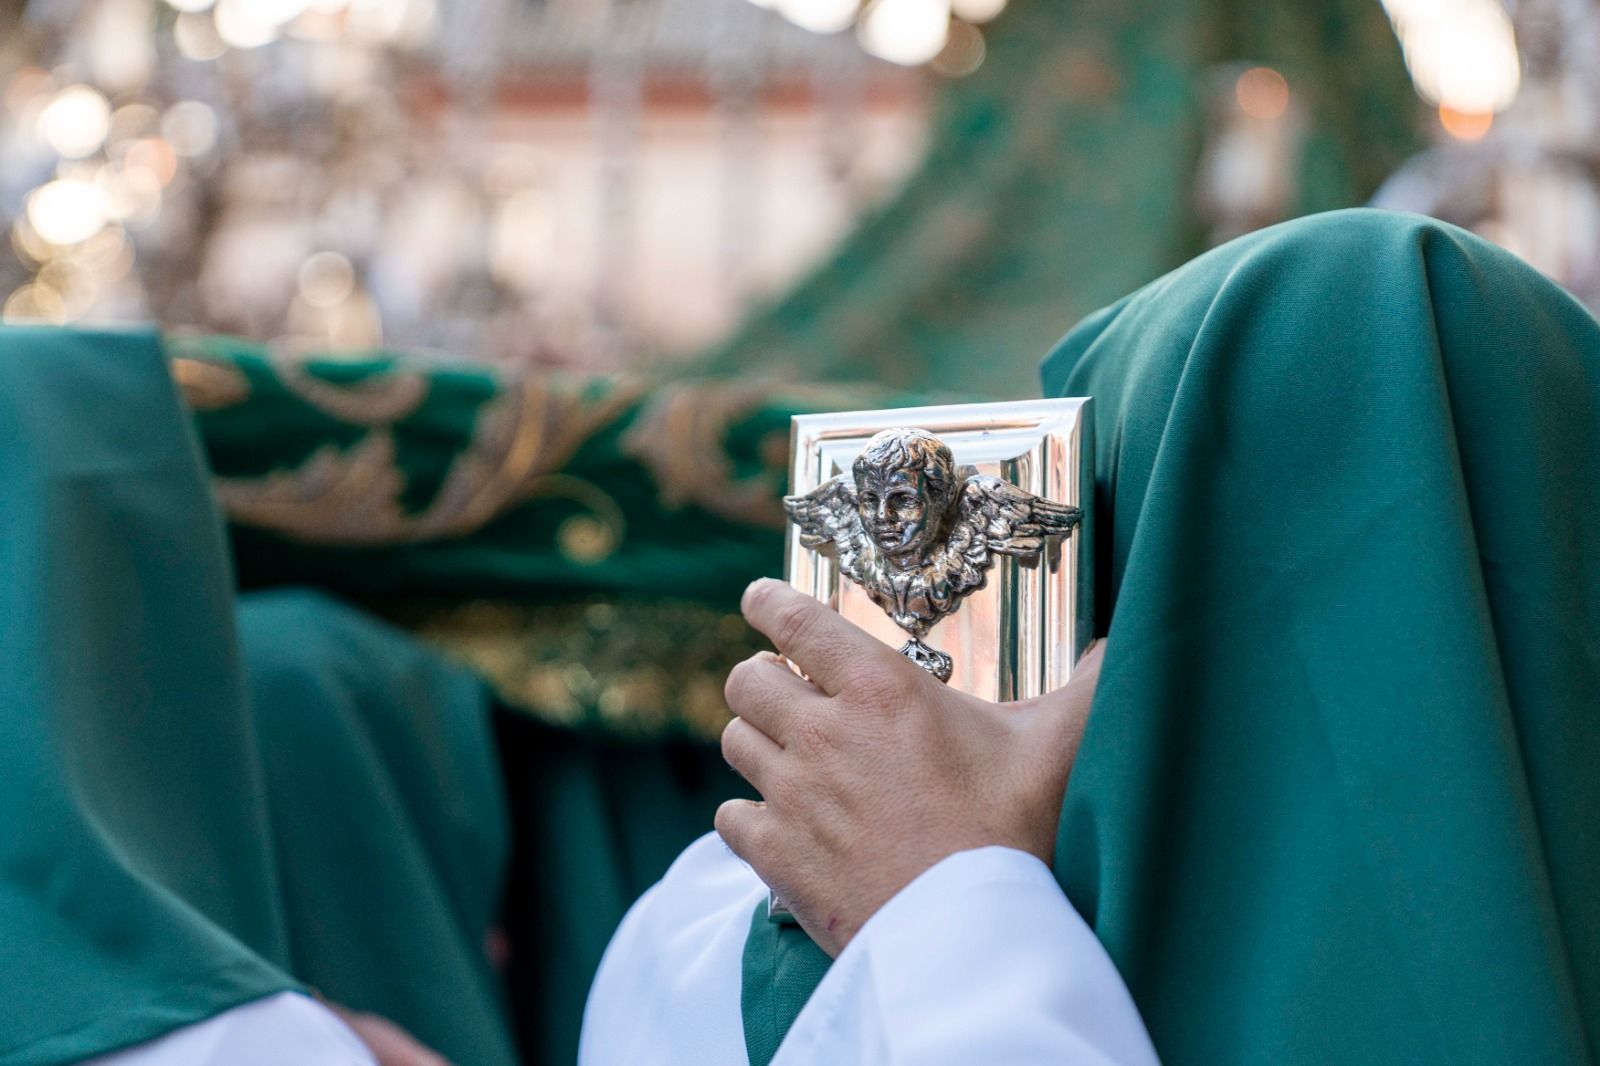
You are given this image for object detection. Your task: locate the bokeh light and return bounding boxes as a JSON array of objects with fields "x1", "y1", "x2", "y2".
[
  {"x1": 26, "y1": 179, "x2": 109, "y2": 246},
  {"x1": 174, "y1": 13, "x2": 230, "y2": 60},
  {"x1": 1385, "y1": 0, "x2": 1520, "y2": 115},
  {"x1": 162, "y1": 102, "x2": 220, "y2": 158},
  {"x1": 931, "y1": 20, "x2": 986, "y2": 78},
  {"x1": 214, "y1": 0, "x2": 281, "y2": 49},
  {"x1": 37, "y1": 85, "x2": 112, "y2": 159},
  {"x1": 858, "y1": 0, "x2": 951, "y2": 66},
  {"x1": 238, "y1": 0, "x2": 310, "y2": 27},
  {"x1": 1235, "y1": 67, "x2": 1290, "y2": 120},
  {"x1": 96, "y1": 163, "x2": 164, "y2": 226},
  {"x1": 3, "y1": 283, "x2": 69, "y2": 324},
  {"x1": 10, "y1": 218, "x2": 57, "y2": 266},
  {"x1": 123, "y1": 138, "x2": 180, "y2": 185},
  {"x1": 951, "y1": 0, "x2": 1005, "y2": 23},
  {"x1": 776, "y1": 0, "x2": 859, "y2": 34},
  {"x1": 298, "y1": 251, "x2": 357, "y2": 308},
  {"x1": 1438, "y1": 104, "x2": 1493, "y2": 140}
]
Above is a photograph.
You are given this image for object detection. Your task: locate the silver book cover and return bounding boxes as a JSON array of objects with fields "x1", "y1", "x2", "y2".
[{"x1": 783, "y1": 396, "x2": 1095, "y2": 705}]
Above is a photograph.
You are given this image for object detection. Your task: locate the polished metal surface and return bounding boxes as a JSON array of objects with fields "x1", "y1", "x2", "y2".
[
  {"x1": 768, "y1": 397, "x2": 1095, "y2": 922},
  {"x1": 783, "y1": 398, "x2": 1094, "y2": 702},
  {"x1": 784, "y1": 426, "x2": 1081, "y2": 683}
]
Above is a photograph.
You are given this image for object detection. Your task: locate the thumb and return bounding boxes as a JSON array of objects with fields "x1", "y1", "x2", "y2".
[
  {"x1": 1005, "y1": 638, "x2": 1104, "y2": 718},
  {"x1": 1014, "y1": 637, "x2": 1105, "y2": 756}
]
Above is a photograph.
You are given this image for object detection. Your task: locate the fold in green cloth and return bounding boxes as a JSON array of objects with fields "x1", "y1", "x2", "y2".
[
  {"x1": 0, "y1": 329, "x2": 517, "y2": 1065},
  {"x1": 0, "y1": 328, "x2": 296, "y2": 1065},
  {"x1": 741, "y1": 210, "x2": 1600, "y2": 1064}
]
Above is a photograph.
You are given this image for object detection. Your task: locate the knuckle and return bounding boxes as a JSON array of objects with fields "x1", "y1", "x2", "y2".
[
  {"x1": 844, "y1": 668, "x2": 908, "y2": 714},
  {"x1": 721, "y1": 804, "x2": 777, "y2": 861},
  {"x1": 772, "y1": 598, "x2": 819, "y2": 650},
  {"x1": 764, "y1": 765, "x2": 800, "y2": 804},
  {"x1": 723, "y1": 657, "x2": 758, "y2": 711},
  {"x1": 719, "y1": 716, "x2": 743, "y2": 762},
  {"x1": 792, "y1": 714, "x2": 839, "y2": 756},
  {"x1": 713, "y1": 800, "x2": 746, "y2": 845}
]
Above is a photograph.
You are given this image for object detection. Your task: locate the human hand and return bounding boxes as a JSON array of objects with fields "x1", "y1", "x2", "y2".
[
  {"x1": 716, "y1": 578, "x2": 1104, "y2": 957},
  {"x1": 327, "y1": 1004, "x2": 451, "y2": 1066}
]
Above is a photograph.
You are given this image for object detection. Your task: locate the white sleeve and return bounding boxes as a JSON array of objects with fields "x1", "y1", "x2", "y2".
[
  {"x1": 581, "y1": 832, "x2": 768, "y2": 1066},
  {"x1": 772, "y1": 846, "x2": 1160, "y2": 1066},
  {"x1": 81, "y1": 991, "x2": 375, "y2": 1065}
]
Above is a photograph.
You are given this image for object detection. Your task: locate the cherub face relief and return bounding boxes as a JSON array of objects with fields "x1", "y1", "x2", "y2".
[{"x1": 855, "y1": 466, "x2": 937, "y2": 560}]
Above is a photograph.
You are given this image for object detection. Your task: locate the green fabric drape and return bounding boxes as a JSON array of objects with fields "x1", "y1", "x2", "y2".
[
  {"x1": 0, "y1": 328, "x2": 295, "y2": 1064},
  {"x1": 233, "y1": 589, "x2": 519, "y2": 1065},
  {"x1": 740, "y1": 210, "x2": 1600, "y2": 1064},
  {"x1": 494, "y1": 715, "x2": 747, "y2": 1065},
  {"x1": 237, "y1": 590, "x2": 748, "y2": 1066},
  {"x1": 0, "y1": 324, "x2": 750, "y2": 1065},
  {"x1": 702, "y1": 0, "x2": 1416, "y2": 396},
  {"x1": 176, "y1": 338, "x2": 803, "y2": 606},
  {"x1": 0, "y1": 328, "x2": 513, "y2": 1065},
  {"x1": 173, "y1": 338, "x2": 926, "y2": 738}
]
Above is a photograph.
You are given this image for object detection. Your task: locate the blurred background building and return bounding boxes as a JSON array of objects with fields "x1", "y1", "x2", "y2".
[
  {"x1": 0, "y1": 0, "x2": 1581, "y2": 392},
  {"x1": 0, "y1": 0, "x2": 932, "y2": 371}
]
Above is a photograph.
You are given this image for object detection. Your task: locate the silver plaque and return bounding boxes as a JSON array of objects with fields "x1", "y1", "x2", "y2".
[
  {"x1": 767, "y1": 398, "x2": 1094, "y2": 923},
  {"x1": 783, "y1": 398, "x2": 1094, "y2": 701}
]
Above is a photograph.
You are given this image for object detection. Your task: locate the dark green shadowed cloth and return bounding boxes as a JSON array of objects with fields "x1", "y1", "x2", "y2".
[
  {"x1": 233, "y1": 589, "x2": 519, "y2": 1065},
  {"x1": 740, "y1": 209, "x2": 1600, "y2": 1064},
  {"x1": 0, "y1": 328, "x2": 517, "y2": 1065}
]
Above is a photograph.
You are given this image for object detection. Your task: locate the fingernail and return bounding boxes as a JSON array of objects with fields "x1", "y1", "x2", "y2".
[{"x1": 743, "y1": 576, "x2": 780, "y2": 610}]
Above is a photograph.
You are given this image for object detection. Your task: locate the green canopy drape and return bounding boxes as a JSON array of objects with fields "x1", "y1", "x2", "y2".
[{"x1": 701, "y1": 0, "x2": 1417, "y2": 396}]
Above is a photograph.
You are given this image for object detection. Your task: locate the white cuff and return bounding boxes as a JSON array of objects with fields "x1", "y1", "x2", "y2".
[
  {"x1": 774, "y1": 846, "x2": 1160, "y2": 1065},
  {"x1": 81, "y1": 992, "x2": 375, "y2": 1066},
  {"x1": 580, "y1": 832, "x2": 766, "y2": 1065}
]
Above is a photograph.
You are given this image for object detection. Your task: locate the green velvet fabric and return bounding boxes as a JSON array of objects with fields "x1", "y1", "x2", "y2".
[
  {"x1": 234, "y1": 592, "x2": 747, "y2": 1066},
  {"x1": 739, "y1": 209, "x2": 1600, "y2": 1064},
  {"x1": 177, "y1": 337, "x2": 804, "y2": 607},
  {"x1": 173, "y1": 338, "x2": 918, "y2": 738},
  {"x1": 741, "y1": 903, "x2": 835, "y2": 1065}
]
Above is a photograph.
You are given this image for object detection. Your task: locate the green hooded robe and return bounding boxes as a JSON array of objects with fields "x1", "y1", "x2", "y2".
[{"x1": 741, "y1": 209, "x2": 1600, "y2": 1065}]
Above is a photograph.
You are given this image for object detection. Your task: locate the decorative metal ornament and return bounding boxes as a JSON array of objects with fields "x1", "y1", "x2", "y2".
[
  {"x1": 783, "y1": 397, "x2": 1094, "y2": 702},
  {"x1": 784, "y1": 426, "x2": 1081, "y2": 682}
]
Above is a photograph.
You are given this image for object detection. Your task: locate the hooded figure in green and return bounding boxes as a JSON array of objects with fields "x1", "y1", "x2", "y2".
[
  {"x1": 735, "y1": 208, "x2": 1600, "y2": 1064},
  {"x1": 2, "y1": 209, "x2": 1598, "y2": 1066}
]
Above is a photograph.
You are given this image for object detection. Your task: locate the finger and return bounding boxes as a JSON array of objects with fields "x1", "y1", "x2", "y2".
[
  {"x1": 1006, "y1": 639, "x2": 1106, "y2": 723},
  {"x1": 714, "y1": 798, "x2": 770, "y2": 864},
  {"x1": 721, "y1": 715, "x2": 785, "y2": 795},
  {"x1": 1074, "y1": 638, "x2": 1106, "y2": 689},
  {"x1": 724, "y1": 651, "x2": 822, "y2": 745},
  {"x1": 330, "y1": 1009, "x2": 450, "y2": 1066},
  {"x1": 1016, "y1": 637, "x2": 1106, "y2": 756},
  {"x1": 740, "y1": 578, "x2": 902, "y2": 696}
]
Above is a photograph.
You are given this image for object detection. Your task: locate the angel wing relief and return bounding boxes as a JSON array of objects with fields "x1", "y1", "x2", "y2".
[{"x1": 784, "y1": 427, "x2": 1082, "y2": 684}]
